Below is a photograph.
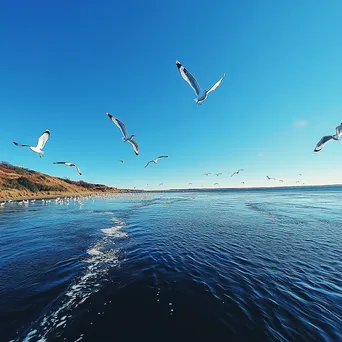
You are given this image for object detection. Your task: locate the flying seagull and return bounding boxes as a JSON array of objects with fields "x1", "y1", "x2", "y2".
[
  {"x1": 241, "y1": 182, "x2": 245, "y2": 184},
  {"x1": 299, "y1": 173, "x2": 302, "y2": 176},
  {"x1": 159, "y1": 183, "x2": 163, "y2": 186},
  {"x1": 296, "y1": 181, "x2": 300, "y2": 184},
  {"x1": 231, "y1": 169, "x2": 244, "y2": 177},
  {"x1": 204, "y1": 172, "x2": 211, "y2": 176},
  {"x1": 266, "y1": 176, "x2": 275, "y2": 180},
  {"x1": 189, "y1": 182, "x2": 193, "y2": 185},
  {"x1": 13, "y1": 130, "x2": 50, "y2": 158},
  {"x1": 145, "y1": 156, "x2": 168, "y2": 168},
  {"x1": 53, "y1": 162, "x2": 82, "y2": 175},
  {"x1": 314, "y1": 123, "x2": 342, "y2": 152},
  {"x1": 279, "y1": 180, "x2": 284, "y2": 183},
  {"x1": 120, "y1": 160, "x2": 124, "y2": 163},
  {"x1": 107, "y1": 113, "x2": 139, "y2": 155},
  {"x1": 175, "y1": 61, "x2": 225, "y2": 104},
  {"x1": 214, "y1": 183, "x2": 219, "y2": 186},
  {"x1": 215, "y1": 173, "x2": 222, "y2": 176}
]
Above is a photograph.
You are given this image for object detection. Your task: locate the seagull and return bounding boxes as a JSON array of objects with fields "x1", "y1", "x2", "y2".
[
  {"x1": 13, "y1": 130, "x2": 50, "y2": 158},
  {"x1": 175, "y1": 61, "x2": 225, "y2": 104},
  {"x1": 204, "y1": 172, "x2": 211, "y2": 176},
  {"x1": 53, "y1": 162, "x2": 82, "y2": 175},
  {"x1": 241, "y1": 182, "x2": 245, "y2": 184},
  {"x1": 314, "y1": 123, "x2": 342, "y2": 152},
  {"x1": 279, "y1": 180, "x2": 284, "y2": 182},
  {"x1": 266, "y1": 176, "x2": 275, "y2": 180},
  {"x1": 159, "y1": 183, "x2": 163, "y2": 186},
  {"x1": 144, "y1": 156, "x2": 168, "y2": 168},
  {"x1": 215, "y1": 173, "x2": 222, "y2": 176},
  {"x1": 120, "y1": 160, "x2": 124, "y2": 163},
  {"x1": 214, "y1": 183, "x2": 219, "y2": 186},
  {"x1": 107, "y1": 113, "x2": 139, "y2": 155},
  {"x1": 188, "y1": 182, "x2": 193, "y2": 186},
  {"x1": 296, "y1": 181, "x2": 300, "y2": 184},
  {"x1": 231, "y1": 169, "x2": 244, "y2": 177},
  {"x1": 299, "y1": 173, "x2": 302, "y2": 176}
]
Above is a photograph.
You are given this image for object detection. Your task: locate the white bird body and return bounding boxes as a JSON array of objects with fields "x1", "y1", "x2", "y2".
[
  {"x1": 175, "y1": 61, "x2": 225, "y2": 104},
  {"x1": 314, "y1": 123, "x2": 342, "y2": 152},
  {"x1": 107, "y1": 113, "x2": 139, "y2": 155},
  {"x1": 30, "y1": 146, "x2": 44, "y2": 155},
  {"x1": 13, "y1": 130, "x2": 50, "y2": 157},
  {"x1": 145, "y1": 156, "x2": 168, "y2": 168}
]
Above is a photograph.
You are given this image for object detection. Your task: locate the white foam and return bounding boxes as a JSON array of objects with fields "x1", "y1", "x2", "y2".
[
  {"x1": 101, "y1": 226, "x2": 127, "y2": 238},
  {"x1": 87, "y1": 248, "x2": 103, "y2": 256},
  {"x1": 22, "y1": 215, "x2": 128, "y2": 341},
  {"x1": 23, "y1": 329, "x2": 37, "y2": 341}
]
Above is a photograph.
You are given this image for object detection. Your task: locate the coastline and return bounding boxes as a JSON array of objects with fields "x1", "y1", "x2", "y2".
[{"x1": 0, "y1": 190, "x2": 128, "y2": 202}]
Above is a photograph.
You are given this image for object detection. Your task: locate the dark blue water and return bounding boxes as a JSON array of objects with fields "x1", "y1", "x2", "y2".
[{"x1": 1, "y1": 189, "x2": 341, "y2": 341}]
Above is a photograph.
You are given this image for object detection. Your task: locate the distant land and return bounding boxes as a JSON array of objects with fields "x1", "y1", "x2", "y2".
[
  {"x1": 0, "y1": 162, "x2": 127, "y2": 201},
  {"x1": 149, "y1": 184, "x2": 342, "y2": 192}
]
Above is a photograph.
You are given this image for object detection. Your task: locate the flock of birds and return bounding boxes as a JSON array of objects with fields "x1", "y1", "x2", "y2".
[
  {"x1": 10, "y1": 61, "x2": 340, "y2": 189},
  {"x1": 0, "y1": 193, "x2": 152, "y2": 207},
  {"x1": 0, "y1": 196, "x2": 85, "y2": 207}
]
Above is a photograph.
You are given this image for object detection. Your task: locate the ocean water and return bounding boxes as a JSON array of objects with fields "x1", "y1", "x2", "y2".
[{"x1": 0, "y1": 188, "x2": 341, "y2": 341}]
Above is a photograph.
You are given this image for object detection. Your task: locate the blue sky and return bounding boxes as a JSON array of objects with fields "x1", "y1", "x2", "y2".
[{"x1": 1, "y1": 0, "x2": 342, "y2": 189}]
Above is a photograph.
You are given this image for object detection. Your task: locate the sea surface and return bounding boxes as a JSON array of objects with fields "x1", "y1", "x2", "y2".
[{"x1": 0, "y1": 188, "x2": 341, "y2": 341}]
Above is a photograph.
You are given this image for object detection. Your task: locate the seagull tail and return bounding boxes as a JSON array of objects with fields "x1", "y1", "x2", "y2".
[{"x1": 194, "y1": 98, "x2": 198, "y2": 103}]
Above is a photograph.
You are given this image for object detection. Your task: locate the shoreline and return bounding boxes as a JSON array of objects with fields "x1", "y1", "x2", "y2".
[{"x1": 0, "y1": 190, "x2": 128, "y2": 202}]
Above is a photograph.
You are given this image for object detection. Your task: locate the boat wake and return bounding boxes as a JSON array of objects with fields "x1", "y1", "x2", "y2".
[{"x1": 20, "y1": 216, "x2": 128, "y2": 341}]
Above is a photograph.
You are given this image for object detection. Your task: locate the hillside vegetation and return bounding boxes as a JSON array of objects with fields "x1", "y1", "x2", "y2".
[{"x1": 0, "y1": 162, "x2": 124, "y2": 200}]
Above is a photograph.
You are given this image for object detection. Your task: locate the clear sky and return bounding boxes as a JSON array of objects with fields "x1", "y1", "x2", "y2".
[{"x1": 1, "y1": 0, "x2": 342, "y2": 190}]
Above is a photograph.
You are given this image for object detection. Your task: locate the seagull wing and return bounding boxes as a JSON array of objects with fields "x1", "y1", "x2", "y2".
[
  {"x1": 207, "y1": 74, "x2": 225, "y2": 94},
  {"x1": 128, "y1": 138, "x2": 139, "y2": 155},
  {"x1": 156, "y1": 156, "x2": 168, "y2": 161},
  {"x1": 176, "y1": 61, "x2": 201, "y2": 96},
  {"x1": 53, "y1": 161, "x2": 67, "y2": 165},
  {"x1": 13, "y1": 142, "x2": 30, "y2": 147},
  {"x1": 144, "y1": 161, "x2": 152, "y2": 168},
  {"x1": 231, "y1": 172, "x2": 236, "y2": 177},
  {"x1": 36, "y1": 130, "x2": 50, "y2": 150},
  {"x1": 107, "y1": 113, "x2": 128, "y2": 138},
  {"x1": 72, "y1": 164, "x2": 82, "y2": 175},
  {"x1": 314, "y1": 135, "x2": 333, "y2": 152}
]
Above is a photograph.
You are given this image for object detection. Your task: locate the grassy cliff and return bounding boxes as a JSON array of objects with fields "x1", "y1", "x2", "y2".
[{"x1": 0, "y1": 162, "x2": 124, "y2": 200}]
